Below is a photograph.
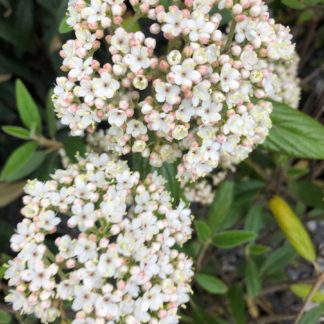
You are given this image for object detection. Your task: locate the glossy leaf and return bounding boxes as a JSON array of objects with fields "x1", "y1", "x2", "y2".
[
  {"x1": 2, "y1": 126, "x2": 30, "y2": 140},
  {"x1": 0, "y1": 142, "x2": 38, "y2": 181},
  {"x1": 228, "y1": 284, "x2": 245, "y2": 324},
  {"x1": 299, "y1": 303, "x2": 324, "y2": 324},
  {"x1": 0, "y1": 181, "x2": 26, "y2": 207},
  {"x1": 0, "y1": 311, "x2": 11, "y2": 324},
  {"x1": 263, "y1": 100, "x2": 324, "y2": 160},
  {"x1": 282, "y1": 0, "x2": 305, "y2": 9},
  {"x1": 196, "y1": 274, "x2": 228, "y2": 294},
  {"x1": 63, "y1": 136, "x2": 86, "y2": 162},
  {"x1": 16, "y1": 79, "x2": 42, "y2": 133},
  {"x1": 208, "y1": 181, "x2": 234, "y2": 231},
  {"x1": 59, "y1": 16, "x2": 72, "y2": 33},
  {"x1": 212, "y1": 230, "x2": 256, "y2": 249},
  {"x1": 245, "y1": 259, "x2": 261, "y2": 298},
  {"x1": 195, "y1": 220, "x2": 211, "y2": 243}
]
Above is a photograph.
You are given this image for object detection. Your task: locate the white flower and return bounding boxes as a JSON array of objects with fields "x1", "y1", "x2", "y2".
[
  {"x1": 124, "y1": 46, "x2": 151, "y2": 73},
  {"x1": 93, "y1": 72, "x2": 120, "y2": 98},
  {"x1": 155, "y1": 82, "x2": 180, "y2": 105},
  {"x1": 220, "y1": 63, "x2": 241, "y2": 92},
  {"x1": 74, "y1": 237, "x2": 97, "y2": 263},
  {"x1": 171, "y1": 59, "x2": 201, "y2": 87},
  {"x1": 108, "y1": 109, "x2": 127, "y2": 127},
  {"x1": 38, "y1": 210, "x2": 60, "y2": 231}
]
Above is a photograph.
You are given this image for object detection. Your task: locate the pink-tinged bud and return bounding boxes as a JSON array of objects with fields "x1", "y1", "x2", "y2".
[
  {"x1": 56, "y1": 255, "x2": 64, "y2": 263},
  {"x1": 150, "y1": 23, "x2": 160, "y2": 34},
  {"x1": 183, "y1": 46, "x2": 193, "y2": 57},
  {"x1": 183, "y1": 89, "x2": 192, "y2": 99},
  {"x1": 159, "y1": 60, "x2": 169, "y2": 71},
  {"x1": 101, "y1": 17, "x2": 111, "y2": 28},
  {"x1": 212, "y1": 30, "x2": 222, "y2": 41},
  {"x1": 66, "y1": 259, "x2": 76, "y2": 269},
  {"x1": 130, "y1": 0, "x2": 138, "y2": 5},
  {"x1": 113, "y1": 16, "x2": 123, "y2": 25},
  {"x1": 140, "y1": 3, "x2": 149, "y2": 13},
  {"x1": 241, "y1": 0, "x2": 249, "y2": 8},
  {"x1": 232, "y1": 4, "x2": 242, "y2": 14},
  {"x1": 210, "y1": 73, "x2": 220, "y2": 84},
  {"x1": 166, "y1": 72, "x2": 175, "y2": 83},
  {"x1": 185, "y1": 0, "x2": 193, "y2": 6},
  {"x1": 250, "y1": 5, "x2": 261, "y2": 16},
  {"x1": 233, "y1": 61, "x2": 242, "y2": 69},
  {"x1": 199, "y1": 35, "x2": 210, "y2": 44},
  {"x1": 162, "y1": 103, "x2": 172, "y2": 113},
  {"x1": 241, "y1": 69, "x2": 250, "y2": 79},
  {"x1": 91, "y1": 60, "x2": 100, "y2": 70},
  {"x1": 182, "y1": 27, "x2": 190, "y2": 36},
  {"x1": 150, "y1": 58, "x2": 159, "y2": 69},
  {"x1": 126, "y1": 109, "x2": 134, "y2": 117},
  {"x1": 235, "y1": 14, "x2": 246, "y2": 22},
  {"x1": 119, "y1": 100, "x2": 129, "y2": 110},
  {"x1": 219, "y1": 54, "x2": 230, "y2": 65},
  {"x1": 35, "y1": 233, "x2": 45, "y2": 243},
  {"x1": 232, "y1": 45, "x2": 241, "y2": 56},
  {"x1": 197, "y1": 65, "x2": 208, "y2": 76},
  {"x1": 122, "y1": 78, "x2": 131, "y2": 87},
  {"x1": 255, "y1": 89, "x2": 265, "y2": 98},
  {"x1": 182, "y1": 9, "x2": 191, "y2": 18},
  {"x1": 28, "y1": 294, "x2": 37, "y2": 305},
  {"x1": 227, "y1": 109, "x2": 236, "y2": 117},
  {"x1": 145, "y1": 37, "x2": 156, "y2": 49}
]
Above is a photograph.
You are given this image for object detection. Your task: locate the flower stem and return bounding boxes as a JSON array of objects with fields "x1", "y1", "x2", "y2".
[{"x1": 224, "y1": 20, "x2": 237, "y2": 52}]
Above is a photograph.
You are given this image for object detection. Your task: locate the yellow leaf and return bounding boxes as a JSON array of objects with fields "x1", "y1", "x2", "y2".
[
  {"x1": 291, "y1": 284, "x2": 324, "y2": 302},
  {"x1": 0, "y1": 181, "x2": 26, "y2": 208},
  {"x1": 269, "y1": 196, "x2": 316, "y2": 262}
]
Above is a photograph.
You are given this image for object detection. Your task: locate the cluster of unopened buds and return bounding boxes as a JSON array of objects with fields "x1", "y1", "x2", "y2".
[
  {"x1": 5, "y1": 153, "x2": 193, "y2": 323},
  {"x1": 53, "y1": 0, "x2": 296, "y2": 180}
]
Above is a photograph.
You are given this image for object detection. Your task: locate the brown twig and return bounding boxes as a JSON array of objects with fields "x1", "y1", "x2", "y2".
[{"x1": 294, "y1": 272, "x2": 324, "y2": 324}]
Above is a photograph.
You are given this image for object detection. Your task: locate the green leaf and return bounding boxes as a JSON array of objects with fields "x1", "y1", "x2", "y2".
[
  {"x1": 282, "y1": 0, "x2": 305, "y2": 9},
  {"x1": 208, "y1": 181, "x2": 234, "y2": 231},
  {"x1": 290, "y1": 181, "x2": 324, "y2": 209},
  {"x1": 228, "y1": 284, "x2": 245, "y2": 324},
  {"x1": 63, "y1": 137, "x2": 86, "y2": 162},
  {"x1": 46, "y1": 89, "x2": 57, "y2": 138},
  {"x1": 299, "y1": 303, "x2": 324, "y2": 324},
  {"x1": 157, "y1": 162, "x2": 181, "y2": 204},
  {"x1": 195, "y1": 220, "x2": 211, "y2": 243},
  {"x1": 196, "y1": 274, "x2": 228, "y2": 294},
  {"x1": 245, "y1": 259, "x2": 261, "y2": 298},
  {"x1": 244, "y1": 204, "x2": 264, "y2": 234},
  {"x1": 0, "y1": 142, "x2": 38, "y2": 181},
  {"x1": 263, "y1": 100, "x2": 324, "y2": 160},
  {"x1": 16, "y1": 80, "x2": 42, "y2": 133},
  {"x1": 0, "y1": 311, "x2": 11, "y2": 324},
  {"x1": 122, "y1": 16, "x2": 141, "y2": 32},
  {"x1": 59, "y1": 16, "x2": 73, "y2": 33},
  {"x1": 212, "y1": 230, "x2": 257, "y2": 249},
  {"x1": 2, "y1": 126, "x2": 30, "y2": 140},
  {"x1": 11, "y1": 151, "x2": 47, "y2": 181},
  {"x1": 260, "y1": 244, "x2": 296, "y2": 276},
  {"x1": 131, "y1": 153, "x2": 151, "y2": 179},
  {"x1": 291, "y1": 284, "x2": 324, "y2": 302},
  {"x1": 249, "y1": 244, "x2": 269, "y2": 255},
  {"x1": 160, "y1": 0, "x2": 171, "y2": 9}
]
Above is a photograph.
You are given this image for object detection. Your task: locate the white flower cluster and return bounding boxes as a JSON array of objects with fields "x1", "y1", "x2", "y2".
[
  {"x1": 53, "y1": 0, "x2": 296, "y2": 180},
  {"x1": 5, "y1": 153, "x2": 193, "y2": 323},
  {"x1": 266, "y1": 52, "x2": 300, "y2": 108}
]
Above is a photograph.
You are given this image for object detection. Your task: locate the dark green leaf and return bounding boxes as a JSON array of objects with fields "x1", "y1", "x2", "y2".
[
  {"x1": 245, "y1": 259, "x2": 261, "y2": 298},
  {"x1": 299, "y1": 303, "x2": 324, "y2": 324},
  {"x1": 228, "y1": 284, "x2": 245, "y2": 324},
  {"x1": 2, "y1": 126, "x2": 30, "y2": 140},
  {"x1": 59, "y1": 16, "x2": 73, "y2": 33},
  {"x1": 290, "y1": 181, "x2": 324, "y2": 209},
  {"x1": 196, "y1": 274, "x2": 228, "y2": 294},
  {"x1": 245, "y1": 204, "x2": 264, "y2": 234},
  {"x1": 46, "y1": 89, "x2": 57, "y2": 138},
  {"x1": 212, "y1": 230, "x2": 257, "y2": 249},
  {"x1": 16, "y1": 80, "x2": 42, "y2": 133},
  {"x1": 262, "y1": 100, "x2": 324, "y2": 160},
  {"x1": 260, "y1": 244, "x2": 296, "y2": 276},
  {"x1": 131, "y1": 153, "x2": 151, "y2": 179},
  {"x1": 63, "y1": 137, "x2": 86, "y2": 162},
  {"x1": 208, "y1": 181, "x2": 234, "y2": 231},
  {"x1": 282, "y1": 0, "x2": 305, "y2": 9},
  {"x1": 157, "y1": 162, "x2": 181, "y2": 204},
  {"x1": 195, "y1": 220, "x2": 211, "y2": 243},
  {"x1": 11, "y1": 151, "x2": 47, "y2": 181},
  {"x1": 249, "y1": 244, "x2": 269, "y2": 255},
  {"x1": 0, "y1": 142, "x2": 38, "y2": 181},
  {"x1": 160, "y1": 0, "x2": 170, "y2": 9}
]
